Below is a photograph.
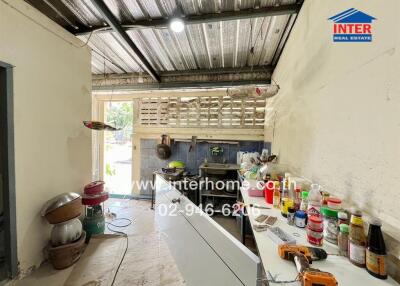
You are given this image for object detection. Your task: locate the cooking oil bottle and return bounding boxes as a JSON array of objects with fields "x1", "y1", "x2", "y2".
[{"x1": 273, "y1": 181, "x2": 280, "y2": 208}]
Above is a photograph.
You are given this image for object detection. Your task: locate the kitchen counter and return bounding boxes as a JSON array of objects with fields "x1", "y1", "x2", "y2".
[
  {"x1": 154, "y1": 174, "x2": 261, "y2": 286},
  {"x1": 240, "y1": 179, "x2": 399, "y2": 286}
]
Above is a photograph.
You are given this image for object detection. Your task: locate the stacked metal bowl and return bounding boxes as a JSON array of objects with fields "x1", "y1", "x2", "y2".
[{"x1": 41, "y1": 192, "x2": 85, "y2": 269}]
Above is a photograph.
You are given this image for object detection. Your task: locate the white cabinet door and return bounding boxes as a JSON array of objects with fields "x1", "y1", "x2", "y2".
[{"x1": 155, "y1": 176, "x2": 261, "y2": 286}]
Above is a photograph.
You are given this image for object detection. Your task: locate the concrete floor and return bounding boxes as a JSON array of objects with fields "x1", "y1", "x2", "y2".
[
  {"x1": 7, "y1": 199, "x2": 185, "y2": 286},
  {"x1": 7, "y1": 199, "x2": 252, "y2": 286}
]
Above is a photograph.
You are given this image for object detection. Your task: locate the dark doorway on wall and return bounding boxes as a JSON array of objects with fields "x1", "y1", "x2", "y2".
[{"x1": 0, "y1": 62, "x2": 18, "y2": 281}]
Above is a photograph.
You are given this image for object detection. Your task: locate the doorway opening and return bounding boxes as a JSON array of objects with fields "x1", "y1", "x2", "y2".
[
  {"x1": 0, "y1": 62, "x2": 18, "y2": 281},
  {"x1": 103, "y1": 101, "x2": 134, "y2": 196}
]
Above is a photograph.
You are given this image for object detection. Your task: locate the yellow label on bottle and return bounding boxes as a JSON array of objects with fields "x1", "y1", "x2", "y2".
[
  {"x1": 366, "y1": 249, "x2": 386, "y2": 276},
  {"x1": 350, "y1": 216, "x2": 363, "y2": 226},
  {"x1": 280, "y1": 198, "x2": 293, "y2": 214}
]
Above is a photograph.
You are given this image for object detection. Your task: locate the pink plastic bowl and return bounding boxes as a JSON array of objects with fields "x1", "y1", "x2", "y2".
[{"x1": 248, "y1": 188, "x2": 264, "y2": 197}]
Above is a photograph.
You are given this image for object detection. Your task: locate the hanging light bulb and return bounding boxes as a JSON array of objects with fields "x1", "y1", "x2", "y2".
[{"x1": 170, "y1": 18, "x2": 185, "y2": 33}]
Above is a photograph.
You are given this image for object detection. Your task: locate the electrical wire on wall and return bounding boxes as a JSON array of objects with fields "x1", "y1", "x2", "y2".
[
  {"x1": 226, "y1": 17, "x2": 269, "y2": 94},
  {"x1": 79, "y1": 31, "x2": 94, "y2": 47}
]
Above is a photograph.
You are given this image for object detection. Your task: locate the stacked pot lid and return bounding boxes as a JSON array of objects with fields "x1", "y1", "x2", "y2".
[
  {"x1": 41, "y1": 192, "x2": 82, "y2": 224},
  {"x1": 82, "y1": 181, "x2": 109, "y2": 205},
  {"x1": 41, "y1": 192, "x2": 85, "y2": 269}
]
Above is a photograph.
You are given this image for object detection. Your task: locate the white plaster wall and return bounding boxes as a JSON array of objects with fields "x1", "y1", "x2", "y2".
[
  {"x1": 266, "y1": 0, "x2": 400, "y2": 229},
  {"x1": 0, "y1": 0, "x2": 92, "y2": 274}
]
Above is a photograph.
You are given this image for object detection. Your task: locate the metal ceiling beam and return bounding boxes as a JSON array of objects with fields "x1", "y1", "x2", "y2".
[
  {"x1": 92, "y1": 66, "x2": 272, "y2": 88},
  {"x1": 161, "y1": 66, "x2": 272, "y2": 76},
  {"x1": 89, "y1": 0, "x2": 161, "y2": 82},
  {"x1": 92, "y1": 80, "x2": 271, "y2": 92},
  {"x1": 75, "y1": 4, "x2": 301, "y2": 36}
]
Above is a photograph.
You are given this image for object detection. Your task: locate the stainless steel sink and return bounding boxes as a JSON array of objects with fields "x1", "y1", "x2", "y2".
[{"x1": 200, "y1": 163, "x2": 240, "y2": 175}]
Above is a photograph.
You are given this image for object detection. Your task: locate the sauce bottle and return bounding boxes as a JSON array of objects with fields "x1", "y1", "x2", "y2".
[
  {"x1": 280, "y1": 180, "x2": 290, "y2": 217},
  {"x1": 338, "y1": 224, "x2": 349, "y2": 257},
  {"x1": 348, "y1": 210, "x2": 366, "y2": 267},
  {"x1": 307, "y1": 184, "x2": 322, "y2": 218},
  {"x1": 366, "y1": 218, "x2": 387, "y2": 279},
  {"x1": 294, "y1": 187, "x2": 301, "y2": 210},
  {"x1": 273, "y1": 182, "x2": 280, "y2": 208}
]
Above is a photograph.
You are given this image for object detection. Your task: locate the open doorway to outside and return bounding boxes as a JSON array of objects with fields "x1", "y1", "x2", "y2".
[
  {"x1": 103, "y1": 101, "x2": 134, "y2": 197},
  {"x1": 0, "y1": 62, "x2": 18, "y2": 281}
]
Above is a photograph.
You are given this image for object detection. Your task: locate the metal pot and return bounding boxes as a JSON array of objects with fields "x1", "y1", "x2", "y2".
[
  {"x1": 51, "y1": 218, "x2": 82, "y2": 247},
  {"x1": 156, "y1": 135, "x2": 171, "y2": 160},
  {"x1": 41, "y1": 193, "x2": 82, "y2": 224}
]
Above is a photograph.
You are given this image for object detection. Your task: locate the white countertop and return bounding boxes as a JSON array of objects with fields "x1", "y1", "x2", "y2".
[{"x1": 240, "y1": 180, "x2": 399, "y2": 286}]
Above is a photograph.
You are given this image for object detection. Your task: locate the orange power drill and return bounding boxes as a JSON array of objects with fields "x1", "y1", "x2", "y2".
[{"x1": 278, "y1": 245, "x2": 338, "y2": 286}]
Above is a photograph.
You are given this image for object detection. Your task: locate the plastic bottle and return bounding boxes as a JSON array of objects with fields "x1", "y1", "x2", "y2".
[
  {"x1": 284, "y1": 172, "x2": 291, "y2": 190},
  {"x1": 307, "y1": 184, "x2": 322, "y2": 218},
  {"x1": 366, "y1": 218, "x2": 387, "y2": 279},
  {"x1": 338, "y1": 224, "x2": 349, "y2": 257},
  {"x1": 300, "y1": 191, "x2": 309, "y2": 211},
  {"x1": 349, "y1": 210, "x2": 367, "y2": 267},
  {"x1": 338, "y1": 211, "x2": 349, "y2": 225}
]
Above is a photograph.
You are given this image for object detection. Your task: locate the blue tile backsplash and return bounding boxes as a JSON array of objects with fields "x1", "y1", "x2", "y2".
[{"x1": 139, "y1": 139, "x2": 271, "y2": 195}]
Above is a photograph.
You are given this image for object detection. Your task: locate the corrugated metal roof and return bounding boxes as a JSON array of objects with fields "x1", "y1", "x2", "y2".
[{"x1": 25, "y1": 0, "x2": 298, "y2": 75}]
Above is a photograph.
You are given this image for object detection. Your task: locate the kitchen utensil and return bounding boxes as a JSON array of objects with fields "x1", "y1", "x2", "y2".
[
  {"x1": 253, "y1": 225, "x2": 270, "y2": 232},
  {"x1": 248, "y1": 187, "x2": 264, "y2": 197},
  {"x1": 81, "y1": 192, "x2": 109, "y2": 206},
  {"x1": 257, "y1": 163, "x2": 268, "y2": 180},
  {"x1": 253, "y1": 216, "x2": 278, "y2": 232},
  {"x1": 189, "y1": 136, "x2": 197, "y2": 152},
  {"x1": 255, "y1": 214, "x2": 269, "y2": 223},
  {"x1": 264, "y1": 183, "x2": 274, "y2": 204},
  {"x1": 260, "y1": 149, "x2": 269, "y2": 162},
  {"x1": 267, "y1": 227, "x2": 297, "y2": 245},
  {"x1": 51, "y1": 218, "x2": 82, "y2": 247},
  {"x1": 160, "y1": 168, "x2": 183, "y2": 181},
  {"x1": 48, "y1": 231, "x2": 86, "y2": 270},
  {"x1": 84, "y1": 181, "x2": 105, "y2": 195},
  {"x1": 156, "y1": 135, "x2": 171, "y2": 160},
  {"x1": 41, "y1": 193, "x2": 82, "y2": 224},
  {"x1": 245, "y1": 180, "x2": 264, "y2": 197},
  {"x1": 168, "y1": 161, "x2": 185, "y2": 168},
  {"x1": 265, "y1": 216, "x2": 277, "y2": 225},
  {"x1": 249, "y1": 204, "x2": 270, "y2": 209}
]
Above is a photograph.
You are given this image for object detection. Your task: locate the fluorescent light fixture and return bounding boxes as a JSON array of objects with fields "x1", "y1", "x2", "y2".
[{"x1": 170, "y1": 18, "x2": 185, "y2": 33}]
